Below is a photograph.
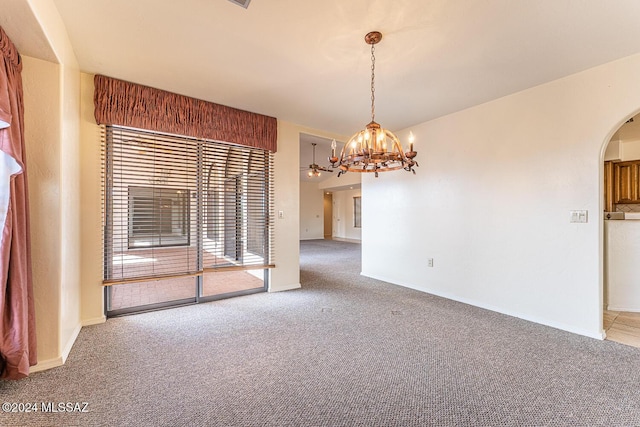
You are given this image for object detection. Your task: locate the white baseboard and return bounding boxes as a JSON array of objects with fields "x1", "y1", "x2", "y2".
[
  {"x1": 31, "y1": 357, "x2": 64, "y2": 373},
  {"x1": 361, "y1": 271, "x2": 605, "y2": 340},
  {"x1": 61, "y1": 323, "x2": 82, "y2": 364},
  {"x1": 31, "y1": 318, "x2": 95, "y2": 374},
  {"x1": 82, "y1": 315, "x2": 106, "y2": 326},
  {"x1": 269, "y1": 283, "x2": 301, "y2": 292},
  {"x1": 331, "y1": 237, "x2": 361, "y2": 243},
  {"x1": 607, "y1": 305, "x2": 640, "y2": 312}
]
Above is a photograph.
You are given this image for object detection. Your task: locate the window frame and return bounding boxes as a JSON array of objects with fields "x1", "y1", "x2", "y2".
[
  {"x1": 127, "y1": 185, "x2": 191, "y2": 249},
  {"x1": 102, "y1": 124, "x2": 274, "y2": 316},
  {"x1": 354, "y1": 196, "x2": 362, "y2": 228}
]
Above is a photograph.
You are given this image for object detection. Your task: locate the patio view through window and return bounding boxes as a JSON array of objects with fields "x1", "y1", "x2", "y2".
[
  {"x1": 102, "y1": 125, "x2": 274, "y2": 315},
  {"x1": 128, "y1": 186, "x2": 190, "y2": 248}
]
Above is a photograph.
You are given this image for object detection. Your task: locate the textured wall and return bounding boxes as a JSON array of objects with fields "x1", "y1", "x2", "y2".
[
  {"x1": 18, "y1": 0, "x2": 84, "y2": 370},
  {"x1": 58, "y1": 43, "x2": 82, "y2": 361},
  {"x1": 22, "y1": 55, "x2": 62, "y2": 363},
  {"x1": 300, "y1": 181, "x2": 324, "y2": 240},
  {"x1": 79, "y1": 73, "x2": 104, "y2": 325},
  {"x1": 363, "y1": 52, "x2": 640, "y2": 339}
]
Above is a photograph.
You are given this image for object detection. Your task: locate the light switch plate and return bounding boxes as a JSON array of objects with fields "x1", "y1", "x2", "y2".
[{"x1": 570, "y1": 210, "x2": 588, "y2": 223}]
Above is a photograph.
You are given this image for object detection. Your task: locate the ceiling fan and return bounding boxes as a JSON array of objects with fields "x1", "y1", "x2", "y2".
[{"x1": 305, "y1": 143, "x2": 333, "y2": 177}]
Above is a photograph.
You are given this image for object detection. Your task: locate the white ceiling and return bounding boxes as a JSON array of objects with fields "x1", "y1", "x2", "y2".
[
  {"x1": 5, "y1": 1, "x2": 640, "y2": 137},
  {"x1": 0, "y1": 1, "x2": 57, "y2": 63}
]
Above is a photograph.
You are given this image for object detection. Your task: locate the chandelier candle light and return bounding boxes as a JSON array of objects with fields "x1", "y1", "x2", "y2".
[{"x1": 330, "y1": 31, "x2": 418, "y2": 177}]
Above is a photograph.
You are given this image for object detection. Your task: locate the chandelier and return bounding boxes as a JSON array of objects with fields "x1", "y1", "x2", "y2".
[{"x1": 329, "y1": 31, "x2": 418, "y2": 178}]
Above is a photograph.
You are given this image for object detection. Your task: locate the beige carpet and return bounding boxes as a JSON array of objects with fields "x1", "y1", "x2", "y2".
[{"x1": 1, "y1": 239, "x2": 640, "y2": 426}]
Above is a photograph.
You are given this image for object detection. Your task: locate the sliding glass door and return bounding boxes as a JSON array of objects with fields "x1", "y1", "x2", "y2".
[{"x1": 103, "y1": 126, "x2": 273, "y2": 316}]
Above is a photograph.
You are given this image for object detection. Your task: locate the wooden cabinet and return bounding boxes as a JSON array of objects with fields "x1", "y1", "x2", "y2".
[
  {"x1": 604, "y1": 161, "x2": 614, "y2": 212},
  {"x1": 613, "y1": 160, "x2": 640, "y2": 204}
]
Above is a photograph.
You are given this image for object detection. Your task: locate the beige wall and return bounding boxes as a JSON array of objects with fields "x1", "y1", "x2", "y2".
[
  {"x1": 58, "y1": 43, "x2": 82, "y2": 361},
  {"x1": 363, "y1": 52, "x2": 640, "y2": 340},
  {"x1": 300, "y1": 181, "x2": 324, "y2": 240},
  {"x1": 21, "y1": 57, "x2": 82, "y2": 370},
  {"x1": 269, "y1": 121, "x2": 344, "y2": 291},
  {"x1": 18, "y1": 0, "x2": 84, "y2": 371},
  {"x1": 79, "y1": 73, "x2": 104, "y2": 324},
  {"x1": 22, "y1": 55, "x2": 62, "y2": 365}
]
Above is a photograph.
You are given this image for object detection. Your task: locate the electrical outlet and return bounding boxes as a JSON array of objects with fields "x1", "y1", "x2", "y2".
[
  {"x1": 427, "y1": 258, "x2": 434, "y2": 267},
  {"x1": 278, "y1": 210, "x2": 284, "y2": 219}
]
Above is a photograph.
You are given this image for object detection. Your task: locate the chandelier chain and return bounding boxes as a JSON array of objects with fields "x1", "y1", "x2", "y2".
[{"x1": 370, "y1": 43, "x2": 376, "y2": 122}]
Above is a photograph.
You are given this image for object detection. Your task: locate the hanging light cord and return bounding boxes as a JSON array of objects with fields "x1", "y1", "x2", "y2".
[{"x1": 370, "y1": 43, "x2": 376, "y2": 123}]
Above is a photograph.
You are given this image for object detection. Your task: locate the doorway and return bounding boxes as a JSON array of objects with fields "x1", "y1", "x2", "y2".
[
  {"x1": 601, "y1": 113, "x2": 640, "y2": 347},
  {"x1": 324, "y1": 192, "x2": 333, "y2": 239}
]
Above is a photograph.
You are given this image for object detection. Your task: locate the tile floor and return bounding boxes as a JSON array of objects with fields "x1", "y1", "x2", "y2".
[
  {"x1": 109, "y1": 270, "x2": 264, "y2": 310},
  {"x1": 108, "y1": 242, "x2": 266, "y2": 311},
  {"x1": 604, "y1": 310, "x2": 640, "y2": 348}
]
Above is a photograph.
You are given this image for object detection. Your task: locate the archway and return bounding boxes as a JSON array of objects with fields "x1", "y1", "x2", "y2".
[{"x1": 600, "y1": 111, "x2": 640, "y2": 347}]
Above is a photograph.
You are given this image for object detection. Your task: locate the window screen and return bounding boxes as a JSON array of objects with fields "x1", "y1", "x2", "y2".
[{"x1": 102, "y1": 125, "x2": 274, "y2": 285}]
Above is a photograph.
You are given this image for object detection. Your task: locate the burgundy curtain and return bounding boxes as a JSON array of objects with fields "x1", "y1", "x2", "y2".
[
  {"x1": 94, "y1": 75, "x2": 278, "y2": 152},
  {"x1": 0, "y1": 26, "x2": 36, "y2": 380}
]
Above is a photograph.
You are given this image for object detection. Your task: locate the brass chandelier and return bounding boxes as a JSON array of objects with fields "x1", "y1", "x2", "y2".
[{"x1": 329, "y1": 31, "x2": 418, "y2": 177}]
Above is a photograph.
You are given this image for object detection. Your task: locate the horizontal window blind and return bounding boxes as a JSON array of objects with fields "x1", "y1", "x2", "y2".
[{"x1": 102, "y1": 125, "x2": 274, "y2": 285}]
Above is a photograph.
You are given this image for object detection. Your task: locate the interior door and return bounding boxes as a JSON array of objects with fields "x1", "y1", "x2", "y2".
[{"x1": 324, "y1": 192, "x2": 333, "y2": 238}]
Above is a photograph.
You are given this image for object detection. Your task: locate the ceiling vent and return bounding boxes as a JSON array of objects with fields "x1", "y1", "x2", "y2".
[{"x1": 227, "y1": 0, "x2": 251, "y2": 8}]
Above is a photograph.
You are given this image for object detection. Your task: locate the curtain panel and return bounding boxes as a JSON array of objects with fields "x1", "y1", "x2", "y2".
[
  {"x1": 93, "y1": 75, "x2": 277, "y2": 152},
  {"x1": 0, "y1": 26, "x2": 37, "y2": 380}
]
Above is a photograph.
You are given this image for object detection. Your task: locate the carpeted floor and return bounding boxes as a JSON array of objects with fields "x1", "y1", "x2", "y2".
[{"x1": 1, "y1": 239, "x2": 640, "y2": 426}]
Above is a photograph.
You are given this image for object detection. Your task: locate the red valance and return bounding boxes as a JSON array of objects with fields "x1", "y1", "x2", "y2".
[{"x1": 94, "y1": 75, "x2": 277, "y2": 152}]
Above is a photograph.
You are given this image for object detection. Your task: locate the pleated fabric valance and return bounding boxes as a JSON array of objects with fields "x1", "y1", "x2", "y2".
[{"x1": 93, "y1": 75, "x2": 277, "y2": 152}]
